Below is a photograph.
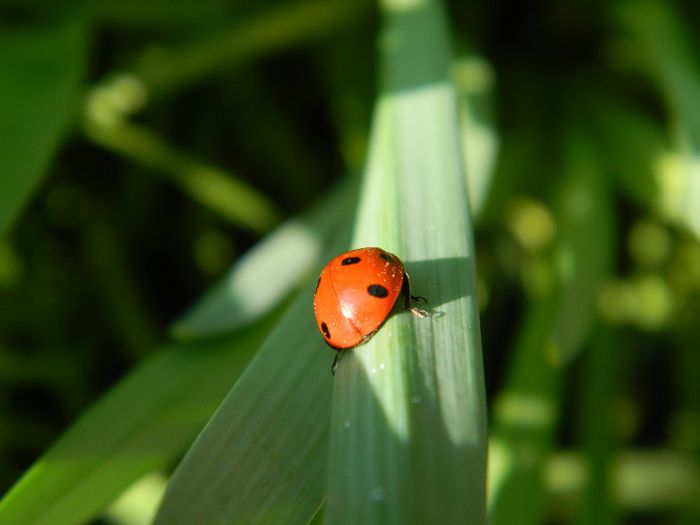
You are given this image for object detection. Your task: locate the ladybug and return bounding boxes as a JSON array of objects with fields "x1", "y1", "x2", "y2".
[{"x1": 313, "y1": 247, "x2": 429, "y2": 374}]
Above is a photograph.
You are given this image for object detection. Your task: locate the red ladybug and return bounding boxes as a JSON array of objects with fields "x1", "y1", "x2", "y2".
[{"x1": 313, "y1": 247, "x2": 429, "y2": 374}]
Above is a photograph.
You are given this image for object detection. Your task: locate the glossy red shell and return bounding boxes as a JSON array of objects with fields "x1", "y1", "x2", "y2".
[{"x1": 313, "y1": 247, "x2": 405, "y2": 349}]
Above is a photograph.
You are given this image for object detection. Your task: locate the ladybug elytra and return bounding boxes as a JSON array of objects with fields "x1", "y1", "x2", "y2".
[{"x1": 313, "y1": 247, "x2": 429, "y2": 374}]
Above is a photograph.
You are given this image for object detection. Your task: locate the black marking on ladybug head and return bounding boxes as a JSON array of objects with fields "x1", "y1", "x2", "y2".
[
  {"x1": 379, "y1": 252, "x2": 393, "y2": 263},
  {"x1": 321, "y1": 322, "x2": 331, "y2": 339},
  {"x1": 367, "y1": 284, "x2": 389, "y2": 298},
  {"x1": 341, "y1": 256, "x2": 361, "y2": 265}
]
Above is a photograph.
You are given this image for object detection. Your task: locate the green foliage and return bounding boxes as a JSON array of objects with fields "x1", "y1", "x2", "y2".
[
  {"x1": 2, "y1": 0, "x2": 700, "y2": 524},
  {"x1": 0, "y1": 322, "x2": 272, "y2": 525},
  {"x1": 325, "y1": 1, "x2": 486, "y2": 523},
  {"x1": 0, "y1": 8, "x2": 87, "y2": 235}
]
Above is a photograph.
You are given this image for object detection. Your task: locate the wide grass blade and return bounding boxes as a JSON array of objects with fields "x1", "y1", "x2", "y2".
[
  {"x1": 0, "y1": 11, "x2": 87, "y2": 236},
  {"x1": 153, "y1": 185, "x2": 355, "y2": 523},
  {"x1": 326, "y1": 0, "x2": 487, "y2": 523},
  {"x1": 153, "y1": 246, "x2": 347, "y2": 524}
]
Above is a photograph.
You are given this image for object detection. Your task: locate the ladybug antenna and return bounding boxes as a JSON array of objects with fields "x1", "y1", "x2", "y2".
[
  {"x1": 331, "y1": 351, "x2": 344, "y2": 376},
  {"x1": 402, "y1": 272, "x2": 431, "y2": 318}
]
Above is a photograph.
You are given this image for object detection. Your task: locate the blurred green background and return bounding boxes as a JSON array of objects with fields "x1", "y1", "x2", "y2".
[{"x1": 1, "y1": 0, "x2": 700, "y2": 523}]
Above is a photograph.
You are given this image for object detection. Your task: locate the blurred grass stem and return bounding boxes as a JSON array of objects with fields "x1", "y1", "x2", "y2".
[{"x1": 82, "y1": 119, "x2": 281, "y2": 234}]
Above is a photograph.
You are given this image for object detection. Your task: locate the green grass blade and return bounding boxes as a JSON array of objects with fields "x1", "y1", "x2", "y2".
[
  {"x1": 0, "y1": 178, "x2": 357, "y2": 524},
  {"x1": 153, "y1": 192, "x2": 354, "y2": 523},
  {"x1": 0, "y1": 321, "x2": 272, "y2": 525},
  {"x1": 616, "y1": 0, "x2": 700, "y2": 238},
  {"x1": 488, "y1": 127, "x2": 615, "y2": 525},
  {"x1": 616, "y1": 0, "x2": 700, "y2": 143},
  {"x1": 574, "y1": 327, "x2": 623, "y2": 525},
  {"x1": 588, "y1": 97, "x2": 667, "y2": 213},
  {"x1": 674, "y1": 339, "x2": 700, "y2": 523},
  {"x1": 326, "y1": 0, "x2": 487, "y2": 523},
  {"x1": 101, "y1": 473, "x2": 166, "y2": 525},
  {"x1": 453, "y1": 55, "x2": 499, "y2": 220},
  {"x1": 81, "y1": 120, "x2": 282, "y2": 234},
  {"x1": 132, "y1": 0, "x2": 372, "y2": 100},
  {"x1": 172, "y1": 181, "x2": 356, "y2": 339},
  {"x1": 154, "y1": 248, "x2": 347, "y2": 524},
  {"x1": 0, "y1": 11, "x2": 87, "y2": 236},
  {"x1": 93, "y1": 0, "x2": 231, "y2": 29}
]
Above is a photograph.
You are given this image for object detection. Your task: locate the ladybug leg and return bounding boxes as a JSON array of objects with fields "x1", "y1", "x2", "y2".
[
  {"x1": 401, "y1": 272, "x2": 413, "y2": 309},
  {"x1": 331, "y1": 350, "x2": 344, "y2": 376},
  {"x1": 402, "y1": 272, "x2": 431, "y2": 318}
]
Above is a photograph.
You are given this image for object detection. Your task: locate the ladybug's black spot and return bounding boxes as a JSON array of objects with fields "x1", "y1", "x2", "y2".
[
  {"x1": 341, "y1": 256, "x2": 361, "y2": 266},
  {"x1": 315, "y1": 277, "x2": 321, "y2": 293},
  {"x1": 321, "y1": 322, "x2": 331, "y2": 339},
  {"x1": 367, "y1": 284, "x2": 389, "y2": 298},
  {"x1": 379, "y1": 252, "x2": 393, "y2": 263}
]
